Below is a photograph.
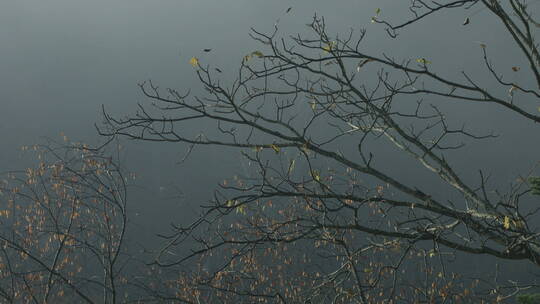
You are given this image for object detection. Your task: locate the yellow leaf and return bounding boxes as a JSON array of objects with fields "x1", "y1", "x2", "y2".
[
  {"x1": 251, "y1": 51, "x2": 264, "y2": 58},
  {"x1": 236, "y1": 204, "x2": 246, "y2": 215},
  {"x1": 301, "y1": 143, "x2": 309, "y2": 153},
  {"x1": 416, "y1": 58, "x2": 431, "y2": 64},
  {"x1": 270, "y1": 144, "x2": 280, "y2": 153},
  {"x1": 189, "y1": 57, "x2": 199, "y2": 67},
  {"x1": 287, "y1": 159, "x2": 296, "y2": 175},
  {"x1": 311, "y1": 170, "x2": 321, "y2": 182},
  {"x1": 322, "y1": 41, "x2": 336, "y2": 53},
  {"x1": 503, "y1": 216, "x2": 511, "y2": 229},
  {"x1": 375, "y1": 8, "x2": 381, "y2": 15}
]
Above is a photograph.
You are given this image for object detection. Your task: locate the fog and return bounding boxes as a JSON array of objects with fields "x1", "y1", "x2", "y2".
[{"x1": 1, "y1": 0, "x2": 539, "y2": 299}]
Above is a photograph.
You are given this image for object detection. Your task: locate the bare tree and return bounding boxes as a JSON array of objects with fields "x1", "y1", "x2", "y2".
[
  {"x1": 0, "y1": 140, "x2": 130, "y2": 303},
  {"x1": 100, "y1": 0, "x2": 540, "y2": 302}
]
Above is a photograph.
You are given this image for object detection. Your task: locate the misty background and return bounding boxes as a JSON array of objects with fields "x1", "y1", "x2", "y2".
[{"x1": 1, "y1": 0, "x2": 539, "y2": 280}]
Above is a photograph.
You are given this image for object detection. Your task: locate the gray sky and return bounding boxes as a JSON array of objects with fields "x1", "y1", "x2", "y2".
[
  {"x1": 0, "y1": 0, "x2": 386, "y2": 222},
  {"x1": 1, "y1": 0, "x2": 539, "y2": 275}
]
